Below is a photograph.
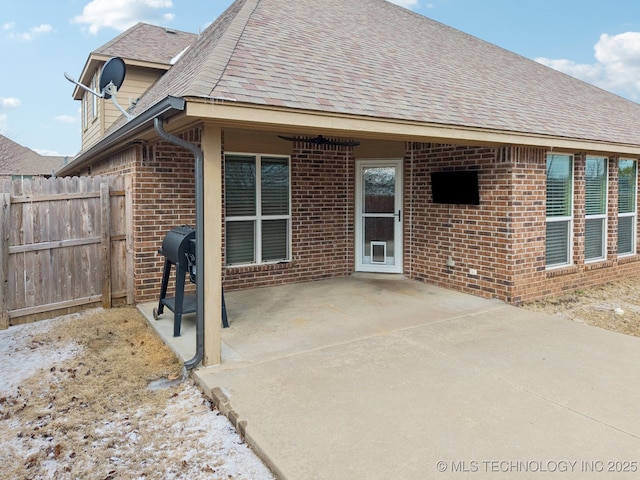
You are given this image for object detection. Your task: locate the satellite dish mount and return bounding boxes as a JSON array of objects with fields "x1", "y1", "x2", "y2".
[{"x1": 64, "y1": 57, "x2": 133, "y2": 121}]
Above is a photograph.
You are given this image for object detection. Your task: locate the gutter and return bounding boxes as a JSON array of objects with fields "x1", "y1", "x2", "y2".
[
  {"x1": 56, "y1": 96, "x2": 186, "y2": 176},
  {"x1": 153, "y1": 117, "x2": 205, "y2": 370}
]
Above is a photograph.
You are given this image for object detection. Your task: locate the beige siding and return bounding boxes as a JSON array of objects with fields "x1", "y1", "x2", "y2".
[
  {"x1": 104, "y1": 67, "x2": 162, "y2": 130},
  {"x1": 81, "y1": 67, "x2": 163, "y2": 151},
  {"x1": 81, "y1": 92, "x2": 103, "y2": 151}
]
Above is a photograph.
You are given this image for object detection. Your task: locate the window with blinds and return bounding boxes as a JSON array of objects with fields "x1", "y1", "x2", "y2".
[
  {"x1": 618, "y1": 159, "x2": 637, "y2": 256},
  {"x1": 225, "y1": 154, "x2": 290, "y2": 266},
  {"x1": 546, "y1": 154, "x2": 573, "y2": 267},
  {"x1": 585, "y1": 157, "x2": 607, "y2": 261}
]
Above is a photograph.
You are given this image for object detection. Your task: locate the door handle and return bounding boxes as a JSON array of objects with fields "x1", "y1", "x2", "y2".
[{"x1": 396, "y1": 210, "x2": 402, "y2": 222}]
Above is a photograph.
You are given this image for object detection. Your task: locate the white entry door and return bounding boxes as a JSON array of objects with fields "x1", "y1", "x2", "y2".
[{"x1": 355, "y1": 159, "x2": 403, "y2": 273}]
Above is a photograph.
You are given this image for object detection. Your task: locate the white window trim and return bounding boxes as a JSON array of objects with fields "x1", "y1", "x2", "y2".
[
  {"x1": 91, "y1": 74, "x2": 98, "y2": 119},
  {"x1": 585, "y1": 156, "x2": 608, "y2": 263},
  {"x1": 618, "y1": 158, "x2": 637, "y2": 257},
  {"x1": 82, "y1": 92, "x2": 88, "y2": 131},
  {"x1": 546, "y1": 153, "x2": 574, "y2": 270},
  {"x1": 224, "y1": 152, "x2": 292, "y2": 267}
]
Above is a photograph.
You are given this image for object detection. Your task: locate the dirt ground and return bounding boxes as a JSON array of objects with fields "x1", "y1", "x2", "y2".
[
  {"x1": 520, "y1": 274, "x2": 640, "y2": 338},
  {"x1": 0, "y1": 307, "x2": 274, "y2": 480}
]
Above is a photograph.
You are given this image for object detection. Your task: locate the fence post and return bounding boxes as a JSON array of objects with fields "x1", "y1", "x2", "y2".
[
  {"x1": 0, "y1": 193, "x2": 10, "y2": 329},
  {"x1": 124, "y1": 175, "x2": 134, "y2": 304},
  {"x1": 100, "y1": 180, "x2": 112, "y2": 309}
]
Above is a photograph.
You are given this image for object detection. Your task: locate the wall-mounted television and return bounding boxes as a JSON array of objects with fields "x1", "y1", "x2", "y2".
[{"x1": 430, "y1": 170, "x2": 480, "y2": 205}]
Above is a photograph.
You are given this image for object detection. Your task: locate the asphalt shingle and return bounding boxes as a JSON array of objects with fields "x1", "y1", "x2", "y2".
[
  {"x1": 94, "y1": 23, "x2": 197, "y2": 65},
  {"x1": 131, "y1": 0, "x2": 640, "y2": 146},
  {"x1": 0, "y1": 135, "x2": 65, "y2": 176}
]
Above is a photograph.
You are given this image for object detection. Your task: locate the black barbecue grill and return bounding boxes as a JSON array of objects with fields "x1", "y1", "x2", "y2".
[
  {"x1": 153, "y1": 226, "x2": 228, "y2": 336},
  {"x1": 153, "y1": 226, "x2": 196, "y2": 336}
]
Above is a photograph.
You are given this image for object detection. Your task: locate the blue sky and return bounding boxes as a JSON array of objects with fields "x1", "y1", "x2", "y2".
[{"x1": 2, "y1": 0, "x2": 640, "y2": 157}]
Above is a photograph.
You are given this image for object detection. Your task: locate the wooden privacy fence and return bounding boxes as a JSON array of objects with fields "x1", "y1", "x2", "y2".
[{"x1": 0, "y1": 175, "x2": 133, "y2": 329}]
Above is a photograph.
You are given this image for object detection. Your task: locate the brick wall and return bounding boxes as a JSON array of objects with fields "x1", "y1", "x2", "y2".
[
  {"x1": 223, "y1": 140, "x2": 355, "y2": 290},
  {"x1": 404, "y1": 144, "x2": 640, "y2": 304},
  {"x1": 81, "y1": 129, "x2": 640, "y2": 306},
  {"x1": 404, "y1": 143, "x2": 514, "y2": 300},
  {"x1": 505, "y1": 147, "x2": 547, "y2": 303},
  {"x1": 91, "y1": 130, "x2": 198, "y2": 303}
]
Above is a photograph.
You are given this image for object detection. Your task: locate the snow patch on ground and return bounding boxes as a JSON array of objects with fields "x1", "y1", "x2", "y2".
[
  {"x1": 0, "y1": 311, "x2": 275, "y2": 479},
  {"x1": 0, "y1": 314, "x2": 83, "y2": 396}
]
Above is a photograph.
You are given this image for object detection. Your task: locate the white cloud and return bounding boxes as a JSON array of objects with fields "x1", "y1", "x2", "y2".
[
  {"x1": 387, "y1": 0, "x2": 420, "y2": 8},
  {"x1": 536, "y1": 31, "x2": 640, "y2": 101},
  {"x1": 3, "y1": 21, "x2": 15, "y2": 30},
  {"x1": 7, "y1": 23, "x2": 54, "y2": 41},
  {"x1": 0, "y1": 97, "x2": 21, "y2": 109},
  {"x1": 55, "y1": 115, "x2": 77, "y2": 124},
  {"x1": 0, "y1": 99, "x2": 20, "y2": 136},
  {"x1": 72, "y1": 0, "x2": 175, "y2": 35}
]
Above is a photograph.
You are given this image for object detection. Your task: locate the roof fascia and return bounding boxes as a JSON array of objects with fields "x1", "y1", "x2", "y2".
[
  {"x1": 56, "y1": 96, "x2": 185, "y2": 176},
  {"x1": 185, "y1": 99, "x2": 640, "y2": 156},
  {"x1": 73, "y1": 54, "x2": 109, "y2": 99}
]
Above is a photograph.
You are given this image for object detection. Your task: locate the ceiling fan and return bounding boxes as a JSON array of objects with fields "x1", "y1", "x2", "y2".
[{"x1": 277, "y1": 135, "x2": 360, "y2": 147}]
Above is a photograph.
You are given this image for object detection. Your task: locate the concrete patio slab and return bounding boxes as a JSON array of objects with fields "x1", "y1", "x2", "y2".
[{"x1": 140, "y1": 276, "x2": 640, "y2": 479}]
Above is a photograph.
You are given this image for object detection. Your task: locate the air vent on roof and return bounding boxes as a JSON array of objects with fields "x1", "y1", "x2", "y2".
[{"x1": 165, "y1": 28, "x2": 176, "y2": 34}]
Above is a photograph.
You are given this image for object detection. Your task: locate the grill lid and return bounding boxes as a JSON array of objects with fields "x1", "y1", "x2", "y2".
[{"x1": 160, "y1": 226, "x2": 195, "y2": 267}]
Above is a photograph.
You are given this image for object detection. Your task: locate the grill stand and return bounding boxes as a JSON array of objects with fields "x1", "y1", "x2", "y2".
[{"x1": 153, "y1": 256, "x2": 229, "y2": 337}]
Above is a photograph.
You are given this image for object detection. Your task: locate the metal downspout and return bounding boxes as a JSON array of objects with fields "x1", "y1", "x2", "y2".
[{"x1": 154, "y1": 118, "x2": 204, "y2": 370}]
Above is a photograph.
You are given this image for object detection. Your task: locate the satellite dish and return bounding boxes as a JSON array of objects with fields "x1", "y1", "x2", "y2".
[
  {"x1": 99, "y1": 57, "x2": 126, "y2": 100},
  {"x1": 64, "y1": 56, "x2": 133, "y2": 121}
]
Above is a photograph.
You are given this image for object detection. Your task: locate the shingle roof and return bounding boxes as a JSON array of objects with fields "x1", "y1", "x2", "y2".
[
  {"x1": 0, "y1": 135, "x2": 65, "y2": 176},
  {"x1": 131, "y1": 0, "x2": 640, "y2": 146},
  {"x1": 94, "y1": 22, "x2": 197, "y2": 65}
]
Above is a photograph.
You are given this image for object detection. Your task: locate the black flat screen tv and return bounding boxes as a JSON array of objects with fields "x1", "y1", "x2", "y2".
[{"x1": 430, "y1": 170, "x2": 480, "y2": 205}]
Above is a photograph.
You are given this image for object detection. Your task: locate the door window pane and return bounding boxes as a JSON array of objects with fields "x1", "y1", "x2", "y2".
[
  {"x1": 364, "y1": 217, "x2": 395, "y2": 261},
  {"x1": 364, "y1": 167, "x2": 395, "y2": 213}
]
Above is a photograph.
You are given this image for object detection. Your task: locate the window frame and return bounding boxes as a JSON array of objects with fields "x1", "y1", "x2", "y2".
[
  {"x1": 545, "y1": 153, "x2": 574, "y2": 269},
  {"x1": 584, "y1": 156, "x2": 608, "y2": 263},
  {"x1": 91, "y1": 74, "x2": 98, "y2": 119},
  {"x1": 82, "y1": 91, "x2": 88, "y2": 131},
  {"x1": 618, "y1": 158, "x2": 637, "y2": 257},
  {"x1": 224, "y1": 152, "x2": 292, "y2": 267}
]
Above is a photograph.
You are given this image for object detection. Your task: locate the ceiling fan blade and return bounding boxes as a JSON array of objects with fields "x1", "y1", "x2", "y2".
[
  {"x1": 325, "y1": 139, "x2": 361, "y2": 147},
  {"x1": 277, "y1": 135, "x2": 360, "y2": 147}
]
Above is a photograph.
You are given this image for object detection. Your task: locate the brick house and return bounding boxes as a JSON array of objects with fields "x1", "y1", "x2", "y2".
[{"x1": 57, "y1": 0, "x2": 640, "y2": 365}]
